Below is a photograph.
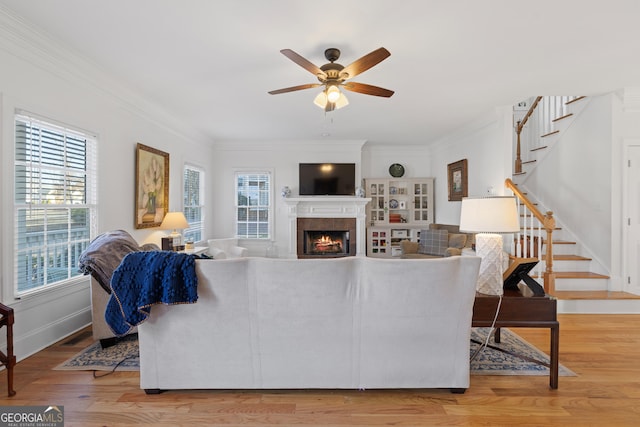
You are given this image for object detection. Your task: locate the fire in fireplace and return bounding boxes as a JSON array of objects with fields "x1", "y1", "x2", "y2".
[{"x1": 303, "y1": 231, "x2": 349, "y2": 256}]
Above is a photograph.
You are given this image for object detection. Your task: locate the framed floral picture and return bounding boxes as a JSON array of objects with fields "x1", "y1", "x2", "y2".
[
  {"x1": 447, "y1": 159, "x2": 468, "y2": 202},
  {"x1": 135, "y1": 143, "x2": 169, "y2": 228}
]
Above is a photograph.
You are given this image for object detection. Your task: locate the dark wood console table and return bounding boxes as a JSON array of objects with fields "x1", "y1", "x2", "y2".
[
  {"x1": 0, "y1": 303, "x2": 16, "y2": 396},
  {"x1": 472, "y1": 289, "x2": 559, "y2": 389}
]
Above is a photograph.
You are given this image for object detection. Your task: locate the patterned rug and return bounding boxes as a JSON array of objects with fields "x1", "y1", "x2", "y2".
[
  {"x1": 54, "y1": 333, "x2": 139, "y2": 371},
  {"x1": 54, "y1": 329, "x2": 575, "y2": 376},
  {"x1": 471, "y1": 328, "x2": 576, "y2": 376}
]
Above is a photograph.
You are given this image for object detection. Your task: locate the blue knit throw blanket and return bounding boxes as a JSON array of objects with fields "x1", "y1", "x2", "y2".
[{"x1": 106, "y1": 251, "x2": 198, "y2": 336}]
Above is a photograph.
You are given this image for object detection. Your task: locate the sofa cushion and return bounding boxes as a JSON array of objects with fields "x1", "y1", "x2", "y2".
[
  {"x1": 448, "y1": 233, "x2": 467, "y2": 249},
  {"x1": 418, "y1": 229, "x2": 449, "y2": 256},
  {"x1": 400, "y1": 240, "x2": 419, "y2": 255}
]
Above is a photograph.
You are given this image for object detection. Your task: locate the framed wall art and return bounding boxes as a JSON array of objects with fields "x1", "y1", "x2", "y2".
[
  {"x1": 135, "y1": 143, "x2": 169, "y2": 228},
  {"x1": 447, "y1": 159, "x2": 468, "y2": 202}
]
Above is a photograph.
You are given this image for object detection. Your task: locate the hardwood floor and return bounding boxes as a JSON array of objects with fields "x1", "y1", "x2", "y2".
[{"x1": 1, "y1": 314, "x2": 639, "y2": 426}]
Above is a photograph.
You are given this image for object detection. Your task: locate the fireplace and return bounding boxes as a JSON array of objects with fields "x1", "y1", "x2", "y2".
[
  {"x1": 303, "y1": 230, "x2": 350, "y2": 256},
  {"x1": 297, "y1": 217, "x2": 356, "y2": 258}
]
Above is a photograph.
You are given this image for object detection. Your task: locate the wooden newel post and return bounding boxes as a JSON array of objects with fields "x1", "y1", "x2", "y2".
[
  {"x1": 515, "y1": 122, "x2": 522, "y2": 174},
  {"x1": 542, "y1": 211, "x2": 556, "y2": 295}
]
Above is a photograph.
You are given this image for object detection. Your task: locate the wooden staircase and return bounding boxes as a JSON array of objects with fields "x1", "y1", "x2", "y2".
[
  {"x1": 508, "y1": 96, "x2": 640, "y2": 310},
  {"x1": 508, "y1": 96, "x2": 618, "y2": 300}
]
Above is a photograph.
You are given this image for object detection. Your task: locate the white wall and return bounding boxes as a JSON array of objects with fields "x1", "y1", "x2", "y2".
[
  {"x1": 209, "y1": 140, "x2": 365, "y2": 257},
  {"x1": 0, "y1": 15, "x2": 214, "y2": 360},
  {"x1": 524, "y1": 95, "x2": 613, "y2": 273},
  {"x1": 429, "y1": 107, "x2": 514, "y2": 225}
]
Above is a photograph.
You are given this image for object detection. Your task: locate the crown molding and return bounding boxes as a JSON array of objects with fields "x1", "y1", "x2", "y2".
[
  {"x1": 0, "y1": 5, "x2": 211, "y2": 148},
  {"x1": 212, "y1": 139, "x2": 366, "y2": 152}
]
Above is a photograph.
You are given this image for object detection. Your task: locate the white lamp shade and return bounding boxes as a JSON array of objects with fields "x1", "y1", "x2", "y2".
[
  {"x1": 160, "y1": 212, "x2": 189, "y2": 230},
  {"x1": 459, "y1": 197, "x2": 519, "y2": 233}
]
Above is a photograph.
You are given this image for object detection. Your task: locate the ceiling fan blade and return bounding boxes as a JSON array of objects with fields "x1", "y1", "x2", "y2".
[
  {"x1": 268, "y1": 83, "x2": 321, "y2": 95},
  {"x1": 280, "y1": 49, "x2": 326, "y2": 78},
  {"x1": 340, "y1": 47, "x2": 391, "y2": 79},
  {"x1": 343, "y1": 82, "x2": 394, "y2": 98}
]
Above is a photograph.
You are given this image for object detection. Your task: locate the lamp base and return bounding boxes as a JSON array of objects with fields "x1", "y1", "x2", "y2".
[
  {"x1": 475, "y1": 233, "x2": 504, "y2": 296},
  {"x1": 169, "y1": 230, "x2": 182, "y2": 248}
]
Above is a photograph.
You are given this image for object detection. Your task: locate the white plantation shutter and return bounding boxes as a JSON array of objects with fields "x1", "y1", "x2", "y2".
[
  {"x1": 14, "y1": 111, "x2": 97, "y2": 296},
  {"x1": 235, "y1": 171, "x2": 271, "y2": 239}
]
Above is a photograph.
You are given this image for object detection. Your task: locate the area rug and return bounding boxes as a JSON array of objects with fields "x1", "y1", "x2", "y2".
[
  {"x1": 55, "y1": 329, "x2": 575, "y2": 376},
  {"x1": 471, "y1": 328, "x2": 576, "y2": 376},
  {"x1": 54, "y1": 333, "x2": 139, "y2": 371}
]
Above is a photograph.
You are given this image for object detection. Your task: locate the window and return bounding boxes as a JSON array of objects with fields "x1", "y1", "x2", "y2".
[
  {"x1": 235, "y1": 171, "x2": 271, "y2": 239},
  {"x1": 183, "y1": 165, "x2": 204, "y2": 242},
  {"x1": 14, "y1": 112, "x2": 97, "y2": 296}
]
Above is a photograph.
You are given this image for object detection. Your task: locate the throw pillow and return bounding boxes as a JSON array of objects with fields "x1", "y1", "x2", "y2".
[
  {"x1": 448, "y1": 233, "x2": 467, "y2": 249},
  {"x1": 418, "y1": 229, "x2": 449, "y2": 256}
]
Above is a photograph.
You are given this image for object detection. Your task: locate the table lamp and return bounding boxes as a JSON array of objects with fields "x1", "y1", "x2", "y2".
[
  {"x1": 160, "y1": 211, "x2": 189, "y2": 248},
  {"x1": 459, "y1": 196, "x2": 520, "y2": 295}
]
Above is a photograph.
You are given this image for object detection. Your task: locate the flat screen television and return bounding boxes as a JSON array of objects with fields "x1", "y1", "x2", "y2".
[{"x1": 299, "y1": 163, "x2": 356, "y2": 196}]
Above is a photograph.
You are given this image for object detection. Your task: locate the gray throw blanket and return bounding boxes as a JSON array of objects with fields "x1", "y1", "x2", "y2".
[{"x1": 78, "y1": 230, "x2": 150, "y2": 293}]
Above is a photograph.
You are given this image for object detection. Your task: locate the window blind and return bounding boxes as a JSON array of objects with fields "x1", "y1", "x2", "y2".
[{"x1": 14, "y1": 112, "x2": 98, "y2": 296}]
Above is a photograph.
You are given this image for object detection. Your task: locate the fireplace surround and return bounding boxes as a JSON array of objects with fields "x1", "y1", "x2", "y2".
[
  {"x1": 284, "y1": 197, "x2": 370, "y2": 258},
  {"x1": 298, "y1": 218, "x2": 355, "y2": 258}
]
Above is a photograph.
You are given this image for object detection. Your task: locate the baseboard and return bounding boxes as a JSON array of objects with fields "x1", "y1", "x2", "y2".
[
  {"x1": 558, "y1": 299, "x2": 640, "y2": 314},
  {"x1": 12, "y1": 308, "x2": 92, "y2": 363}
]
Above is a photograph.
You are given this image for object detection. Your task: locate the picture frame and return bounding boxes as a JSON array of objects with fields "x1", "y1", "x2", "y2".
[
  {"x1": 135, "y1": 143, "x2": 169, "y2": 228},
  {"x1": 447, "y1": 159, "x2": 468, "y2": 202}
]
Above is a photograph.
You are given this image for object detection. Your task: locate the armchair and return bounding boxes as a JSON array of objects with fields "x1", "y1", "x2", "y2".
[{"x1": 207, "y1": 238, "x2": 248, "y2": 259}]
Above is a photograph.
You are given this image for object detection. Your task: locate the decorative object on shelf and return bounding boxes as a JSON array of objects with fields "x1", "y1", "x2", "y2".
[
  {"x1": 135, "y1": 143, "x2": 169, "y2": 229},
  {"x1": 388, "y1": 163, "x2": 405, "y2": 178},
  {"x1": 459, "y1": 196, "x2": 520, "y2": 295},
  {"x1": 389, "y1": 199, "x2": 399, "y2": 209},
  {"x1": 355, "y1": 187, "x2": 365, "y2": 197},
  {"x1": 447, "y1": 159, "x2": 468, "y2": 202},
  {"x1": 281, "y1": 186, "x2": 291, "y2": 198},
  {"x1": 160, "y1": 211, "x2": 189, "y2": 249}
]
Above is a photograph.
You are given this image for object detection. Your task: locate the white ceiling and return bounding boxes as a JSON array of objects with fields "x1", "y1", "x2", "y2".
[{"x1": 2, "y1": 0, "x2": 640, "y2": 146}]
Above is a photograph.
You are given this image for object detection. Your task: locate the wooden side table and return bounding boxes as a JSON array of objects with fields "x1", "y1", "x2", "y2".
[
  {"x1": 0, "y1": 303, "x2": 16, "y2": 396},
  {"x1": 472, "y1": 289, "x2": 559, "y2": 389}
]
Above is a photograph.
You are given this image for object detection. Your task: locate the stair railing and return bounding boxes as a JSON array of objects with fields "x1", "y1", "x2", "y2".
[
  {"x1": 514, "y1": 95, "x2": 582, "y2": 174},
  {"x1": 505, "y1": 178, "x2": 556, "y2": 294},
  {"x1": 514, "y1": 96, "x2": 542, "y2": 173}
]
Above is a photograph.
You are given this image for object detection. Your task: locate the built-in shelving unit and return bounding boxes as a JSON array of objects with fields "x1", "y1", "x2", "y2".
[{"x1": 365, "y1": 178, "x2": 434, "y2": 258}]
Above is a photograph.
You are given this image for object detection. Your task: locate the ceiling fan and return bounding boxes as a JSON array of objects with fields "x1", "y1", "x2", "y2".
[{"x1": 268, "y1": 47, "x2": 394, "y2": 112}]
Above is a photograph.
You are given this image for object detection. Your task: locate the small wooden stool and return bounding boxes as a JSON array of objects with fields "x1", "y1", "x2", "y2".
[{"x1": 0, "y1": 303, "x2": 16, "y2": 396}]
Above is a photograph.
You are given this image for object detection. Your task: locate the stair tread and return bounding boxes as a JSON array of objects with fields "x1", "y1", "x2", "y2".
[
  {"x1": 565, "y1": 96, "x2": 586, "y2": 105},
  {"x1": 553, "y1": 271, "x2": 610, "y2": 279},
  {"x1": 541, "y1": 130, "x2": 560, "y2": 138},
  {"x1": 552, "y1": 290, "x2": 640, "y2": 300},
  {"x1": 531, "y1": 145, "x2": 548, "y2": 152},
  {"x1": 552, "y1": 113, "x2": 573, "y2": 122},
  {"x1": 544, "y1": 254, "x2": 592, "y2": 261},
  {"x1": 551, "y1": 240, "x2": 576, "y2": 244}
]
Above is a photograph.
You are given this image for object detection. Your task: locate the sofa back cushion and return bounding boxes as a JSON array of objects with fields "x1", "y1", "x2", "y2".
[{"x1": 418, "y1": 229, "x2": 449, "y2": 256}]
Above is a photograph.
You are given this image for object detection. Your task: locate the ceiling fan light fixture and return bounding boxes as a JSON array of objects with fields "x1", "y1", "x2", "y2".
[
  {"x1": 326, "y1": 85, "x2": 341, "y2": 103},
  {"x1": 313, "y1": 91, "x2": 328, "y2": 109},
  {"x1": 334, "y1": 91, "x2": 349, "y2": 109}
]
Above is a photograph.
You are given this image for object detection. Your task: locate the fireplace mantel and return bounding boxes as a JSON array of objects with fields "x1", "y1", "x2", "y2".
[{"x1": 284, "y1": 197, "x2": 371, "y2": 258}]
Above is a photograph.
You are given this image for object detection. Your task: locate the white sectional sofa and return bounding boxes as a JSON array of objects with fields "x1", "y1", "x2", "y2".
[{"x1": 138, "y1": 255, "x2": 481, "y2": 393}]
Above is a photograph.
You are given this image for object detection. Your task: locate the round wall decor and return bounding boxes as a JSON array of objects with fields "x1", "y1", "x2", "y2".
[{"x1": 388, "y1": 163, "x2": 405, "y2": 178}]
